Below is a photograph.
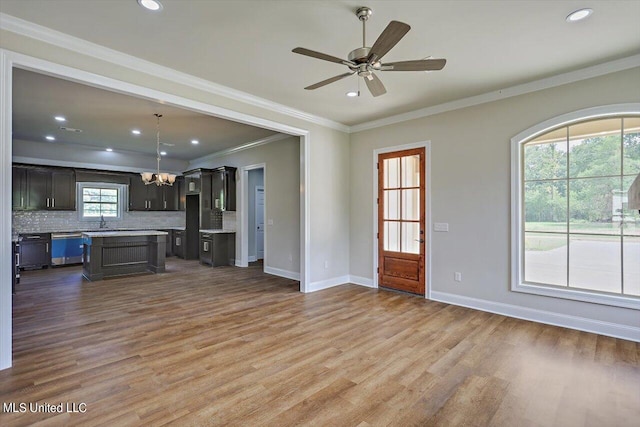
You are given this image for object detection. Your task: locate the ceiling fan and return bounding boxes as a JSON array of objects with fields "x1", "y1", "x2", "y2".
[{"x1": 292, "y1": 6, "x2": 446, "y2": 97}]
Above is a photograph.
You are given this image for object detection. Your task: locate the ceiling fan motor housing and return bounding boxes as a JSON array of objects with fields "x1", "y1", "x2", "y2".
[{"x1": 348, "y1": 47, "x2": 371, "y2": 64}]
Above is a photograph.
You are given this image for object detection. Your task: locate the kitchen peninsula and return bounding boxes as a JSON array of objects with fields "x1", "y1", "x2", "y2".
[{"x1": 82, "y1": 230, "x2": 167, "y2": 281}]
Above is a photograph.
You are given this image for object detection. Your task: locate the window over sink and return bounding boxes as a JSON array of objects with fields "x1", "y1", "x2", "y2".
[{"x1": 77, "y1": 182, "x2": 126, "y2": 221}]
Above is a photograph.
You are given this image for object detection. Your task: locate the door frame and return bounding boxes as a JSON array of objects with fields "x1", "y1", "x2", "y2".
[
  {"x1": 255, "y1": 185, "x2": 265, "y2": 260},
  {"x1": 239, "y1": 163, "x2": 266, "y2": 268},
  {"x1": 373, "y1": 141, "x2": 432, "y2": 299}
]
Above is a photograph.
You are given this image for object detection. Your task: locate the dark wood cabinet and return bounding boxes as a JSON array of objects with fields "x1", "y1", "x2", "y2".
[
  {"x1": 13, "y1": 166, "x2": 76, "y2": 211},
  {"x1": 201, "y1": 173, "x2": 212, "y2": 211},
  {"x1": 176, "y1": 176, "x2": 186, "y2": 211},
  {"x1": 12, "y1": 167, "x2": 27, "y2": 209},
  {"x1": 173, "y1": 230, "x2": 186, "y2": 259},
  {"x1": 199, "y1": 232, "x2": 235, "y2": 266},
  {"x1": 129, "y1": 175, "x2": 180, "y2": 211},
  {"x1": 211, "y1": 167, "x2": 237, "y2": 211},
  {"x1": 19, "y1": 233, "x2": 51, "y2": 269}
]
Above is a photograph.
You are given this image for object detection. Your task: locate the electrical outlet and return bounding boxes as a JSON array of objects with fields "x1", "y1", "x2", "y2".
[
  {"x1": 267, "y1": 219, "x2": 274, "y2": 226},
  {"x1": 454, "y1": 272, "x2": 462, "y2": 282},
  {"x1": 324, "y1": 261, "x2": 329, "y2": 269}
]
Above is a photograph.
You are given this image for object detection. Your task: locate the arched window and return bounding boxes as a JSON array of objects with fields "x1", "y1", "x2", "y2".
[{"x1": 511, "y1": 105, "x2": 640, "y2": 309}]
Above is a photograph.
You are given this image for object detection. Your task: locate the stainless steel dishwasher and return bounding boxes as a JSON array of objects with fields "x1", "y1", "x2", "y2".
[{"x1": 51, "y1": 232, "x2": 84, "y2": 266}]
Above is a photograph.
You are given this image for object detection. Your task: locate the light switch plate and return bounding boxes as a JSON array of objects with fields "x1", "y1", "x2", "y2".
[{"x1": 433, "y1": 222, "x2": 449, "y2": 232}]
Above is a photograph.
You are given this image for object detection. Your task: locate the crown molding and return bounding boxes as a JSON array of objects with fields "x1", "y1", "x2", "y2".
[
  {"x1": 189, "y1": 133, "x2": 291, "y2": 169},
  {"x1": 350, "y1": 54, "x2": 640, "y2": 133},
  {"x1": 0, "y1": 13, "x2": 350, "y2": 133}
]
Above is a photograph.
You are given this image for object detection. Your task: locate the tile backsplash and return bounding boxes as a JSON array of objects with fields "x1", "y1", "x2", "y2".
[
  {"x1": 12, "y1": 210, "x2": 185, "y2": 239},
  {"x1": 222, "y1": 211, "x2": 236, "y2": 231}
]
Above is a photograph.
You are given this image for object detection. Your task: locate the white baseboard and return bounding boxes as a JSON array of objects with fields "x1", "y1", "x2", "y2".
[
  {"x1": 307, "y1": 275, "x2": 351, "y2": 293},
  {"x1": 348, "y1": 275, "x2": 375, "y2": 288},
  {"x1": 430, "y1": 291, "x2": 640, "y2": 342},
  {"x1": 264, "y1": 266, "x2": 300, "y2": 281}
]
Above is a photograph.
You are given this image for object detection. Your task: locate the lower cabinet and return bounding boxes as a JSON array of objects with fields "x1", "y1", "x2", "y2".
[
  {"x1": 173, "y1": 230, "x2": 186, "y2": 259},
  {"x1": 199, "y1": 232, "x2": 235, "y2": 267},
  {"x1": 19, "y1": 233, "x2": 51, "y2": 270},
  {"x1": 160, "y1": 229, "x2": 173, "y2": 257}
]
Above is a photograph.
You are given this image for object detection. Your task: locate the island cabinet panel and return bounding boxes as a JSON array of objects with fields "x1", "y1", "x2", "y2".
[
  {"x1": 173, "y1": 230, "x2": 186, "y2": 259},
  {"x1": 82, "y1": 232, "x2": 166, "y2": 281}
]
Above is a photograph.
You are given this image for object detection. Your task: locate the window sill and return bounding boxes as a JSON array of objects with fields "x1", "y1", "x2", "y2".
[{"x1": 512, "y1": 281, "x2": 640, "y2": 310}]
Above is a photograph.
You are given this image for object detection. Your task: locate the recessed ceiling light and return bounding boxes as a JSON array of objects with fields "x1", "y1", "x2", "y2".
[
  {"x1": 45, "y1": 135, "x2": 55, "y2": 141},
  {"x1": 131, "y1": 129, "x2": 141, "y2": 135},
  {"x1": 191, "y1": 139, "x2": 199, "y2": 145},
  {"x1": 54, "y1": 116, "x2": 66, "y2": 122},
  {"x1": 160, "y1": 151, "x2": 167, "y2": 156},
  {"x1": 346, "y1": 91, "x2": 359, "y2": 97},
  {"x1": 566, "y1": 8, "x2": 593, "y2": 22},
  {"x1": 137, "y1": 0, "x2": 163, "y2": 12},
  {"x1": 106, "y1": 148, "x2": 113, "y2": 152}
]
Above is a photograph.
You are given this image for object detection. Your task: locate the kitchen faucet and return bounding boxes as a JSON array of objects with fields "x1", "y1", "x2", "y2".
[{"x1": 99, "y1": 215, "x2": 107, "y2": 229}]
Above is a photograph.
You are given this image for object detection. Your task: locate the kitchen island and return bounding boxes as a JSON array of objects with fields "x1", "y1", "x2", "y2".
[{"x1": 82, "y1": 230, "x2": 167, "y2": 281}]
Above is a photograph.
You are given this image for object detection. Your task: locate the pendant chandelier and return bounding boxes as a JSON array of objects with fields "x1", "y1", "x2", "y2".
[{"x1": 141, "y1": 113, "x2": 176, "y2": 186}]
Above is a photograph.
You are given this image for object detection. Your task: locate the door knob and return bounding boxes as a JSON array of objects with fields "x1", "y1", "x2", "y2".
[{"x1": 414, "y1": 239, "x2": 424, "y2": 243}]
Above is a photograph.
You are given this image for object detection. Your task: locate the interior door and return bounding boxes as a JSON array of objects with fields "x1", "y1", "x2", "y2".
[
  {"x1": 378, "y1": 148, "x2": 426, "y2": 295},
  {"x1": 256, "y1": 186, "x2": 265, "y2": 260}
]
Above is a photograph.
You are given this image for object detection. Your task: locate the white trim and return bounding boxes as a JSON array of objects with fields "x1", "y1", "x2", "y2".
[
  {"x1": 351, "y1": 54, "x2": 640, "y2": 133},
  {"x1": 76, "y1": 182, "x2": 126, "y2": 221},
  {"x1": 431, "y1": 291, "x2": 640, "y2": 342},
  {"x1": 264, "y1": 266, "x2": 300, "y2": 282},
  {"x1": 255, "y1": 185, "x2": 265, "y2": 261},
  {"x1": 239, "y1": 163, "x2": 266, "y2": 268},
  {"x1": 189, "y1": 133, "x2": 290, "y2": 169},
  {"x1": 510, "y1": 103, "x2": 640, "y2": 310},
  {"x1": 12, "y1": 156, "x2": 184, "y2": 175},
  {"x1": 0, "y1": 49, "x2": 12, "y2": 370},
  {"x1": 372, "y1": 141, "x2": 432, "y2": 298},
  {"x1": 348, "y1": 275, "x2": 375, "y2": 288},
  {"x1": 307, "y1": 275, "x2": 350, "y2": 293},
  {"x1": 0, "y1": 13, "x2": 349, "y2": 133},
  {"x1": 0, "y1": 50, "x2": 312, "y2": 369},
  {"x1": 248, "y1": 256, "x2": 257, "y2": 263}
]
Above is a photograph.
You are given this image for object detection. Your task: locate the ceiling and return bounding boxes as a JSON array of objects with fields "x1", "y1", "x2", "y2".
[
  {"x1": 12, "y1": 68, "x2": 280, "y2": 161},
  {"x1": 2, "y1": 0, "x2": 640, "y2": 127}
]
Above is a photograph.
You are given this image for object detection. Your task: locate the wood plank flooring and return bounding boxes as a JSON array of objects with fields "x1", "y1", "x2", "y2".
[{"x1": 1, "y1": 258, "x2": 639, "y2": 426}]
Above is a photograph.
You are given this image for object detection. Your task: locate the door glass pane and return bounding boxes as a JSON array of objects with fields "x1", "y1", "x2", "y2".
[
  {"x1": 524, "y1": 180, "x2": 567, "y2": 232},
  {"x1": 569, "y1": 234, "x2": 621, "y2": 294},
  {"x1": 384, "y1": 158, "x2": 400, "y2": 189},
  {"x1": 623, "y1": 236, "x2": 640, "y2": 296},
  {"x1": 623, "y1": 117, "x2": 640, "y2": 176},
  {"x1": 401, "y1": 222, "x2": 420, "y2": 254},
  {"x1": 524, "y1": 232, "x2": 567, "y2": 286},
  {"x1": 401, "y1": 189, "x2": 420, "y2": 221},
  {"x1": 384, "y1": 221, "x2": 400, "y2": 252},
  {"x1": 569, "y1": 118, "x2": 622, "y2": 178},
  {"x1": 384, "y1": 190, "x2": 400, "y2": 220},
  {"x1": 569, "y1": 177, "x2": 621, "y2": 235},
  {"x1": 401, "y1": 155, "x2": 420, "y2": 187}
]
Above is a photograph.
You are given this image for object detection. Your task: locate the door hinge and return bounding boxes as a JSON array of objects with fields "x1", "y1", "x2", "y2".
[
  {"x1": 376, "y1": 232, "x2": 379, "y2": 239},
  {"x1": 376, "y1": 197, "x2": 379, "y2": 204},
  {"x1": 377, "y1": 267, "x2": 379, "y2": 273},
  {"x1": 376, "y1": 162, "x2": 379, "y2": 170}
]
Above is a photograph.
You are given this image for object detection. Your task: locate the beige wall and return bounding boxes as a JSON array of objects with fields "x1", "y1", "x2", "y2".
[{"x1": 350, "y1": 67, "x2": 640, "y2": 328}]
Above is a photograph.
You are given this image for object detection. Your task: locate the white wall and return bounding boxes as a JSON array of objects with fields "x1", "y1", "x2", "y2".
[
  {"x1": 191, "y1": 137, "x2": 299, "y2": 275},
  {"x1": 350, "y1": 67, "x2": 640, "y2": 336}
]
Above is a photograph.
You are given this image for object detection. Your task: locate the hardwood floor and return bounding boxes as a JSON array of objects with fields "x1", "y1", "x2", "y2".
[{"x1": 1, "y1": 259, "x2": 639, "y2": 426}]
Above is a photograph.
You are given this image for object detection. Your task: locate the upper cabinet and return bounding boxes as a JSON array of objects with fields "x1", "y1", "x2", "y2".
[
  {"x1": 128, "y1": 174, "x2": 181, "y2": 211},
  {"x1": 12, "y1": 166, "x2": 76, "y2": 211},
  {"x1": 211, "y1": 166, "x2": 237, "y2": 211}
]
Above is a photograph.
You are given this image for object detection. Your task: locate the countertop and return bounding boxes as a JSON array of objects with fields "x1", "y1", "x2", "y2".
[
  {"x1": 200, "y1": 229, "x2": 236, "y2": 234},
  {"x1": 82, "y1": 230, "x2": 168, "y2": 237}
]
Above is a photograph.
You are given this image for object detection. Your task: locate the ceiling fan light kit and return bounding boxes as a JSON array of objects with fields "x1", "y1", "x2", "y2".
[{"x1": 293, "y1": 6, "x2": 446, "y2": 97}]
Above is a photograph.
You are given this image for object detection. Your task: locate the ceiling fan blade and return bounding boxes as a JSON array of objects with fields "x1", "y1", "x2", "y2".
[
  {"x1": 367, "y1": 21, "x2": 411, "y2": 64},
  {"x1": 364, "y1": 73, "x2": 387, "y2": 97},
  {"x1": 293, "y1": 47, "x2": 352, "y2": 66},
  {"x1": 382, "y1": 58, "x2": 447, "y2": 71},
  {"x1": 304, "y1": 72, "x2": 354, "y2": 90}
]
